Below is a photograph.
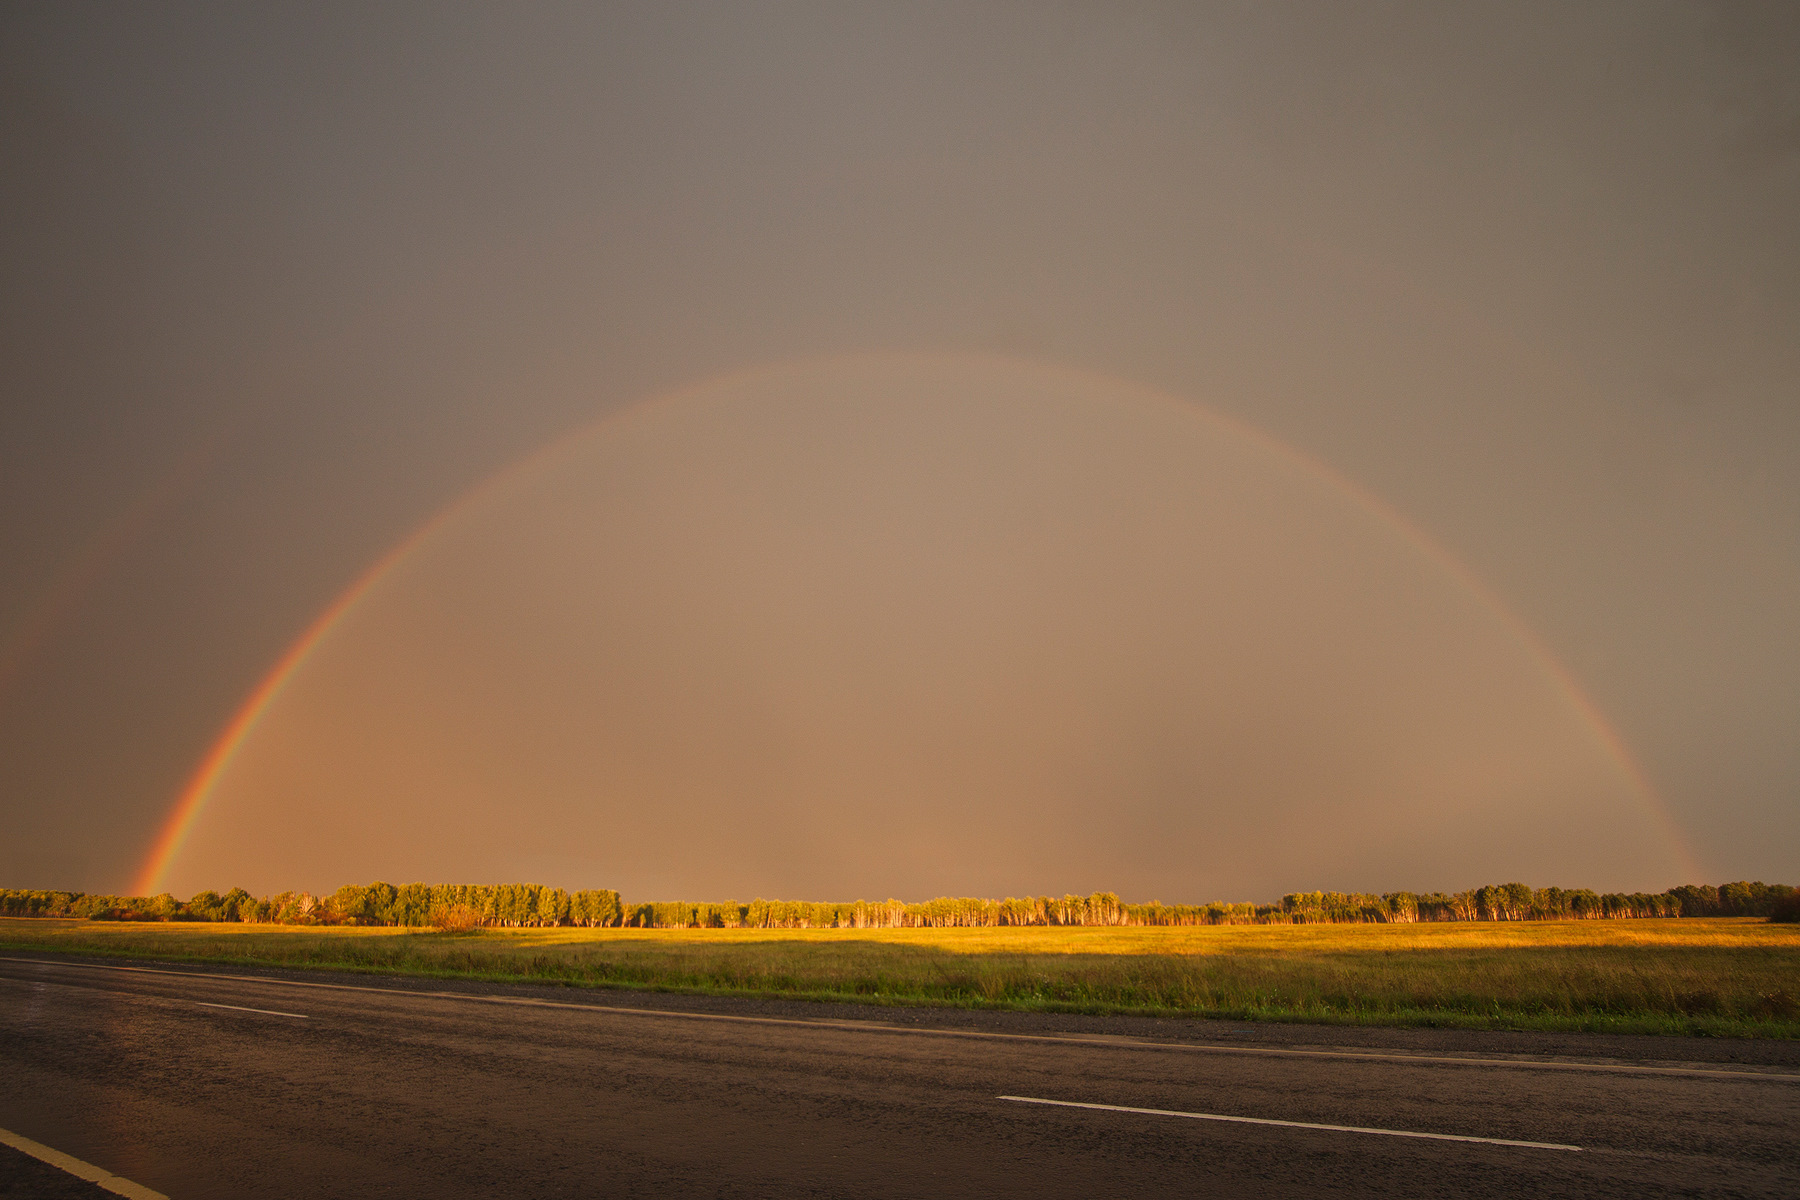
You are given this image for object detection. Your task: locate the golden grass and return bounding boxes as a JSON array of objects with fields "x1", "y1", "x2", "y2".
[{"x1": 5, "y1": 917, "x2": 1797, "y2": 1037}]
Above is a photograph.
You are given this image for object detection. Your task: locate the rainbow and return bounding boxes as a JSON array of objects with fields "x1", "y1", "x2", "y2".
[{"x1": 131, "y1": 354, "x2": 1705, "y2": 894}]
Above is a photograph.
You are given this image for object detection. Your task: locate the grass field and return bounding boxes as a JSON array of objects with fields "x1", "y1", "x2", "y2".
[{"x1": 4, "y1": 917, "x2": 1796, "y2": 1037}]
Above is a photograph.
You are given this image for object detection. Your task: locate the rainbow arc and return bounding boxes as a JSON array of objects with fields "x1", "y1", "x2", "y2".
[{"x1": 132, "y1": 354, "x2": 1703, "y2": 895}]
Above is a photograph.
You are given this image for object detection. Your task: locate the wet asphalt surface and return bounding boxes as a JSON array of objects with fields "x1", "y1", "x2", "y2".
[
  {"x1": 0, "y1": 1144, "x2": 112, "y2": 1200},
  {"x1": 1, "y1": 952, "x2": 1796, "y2": 1198}
]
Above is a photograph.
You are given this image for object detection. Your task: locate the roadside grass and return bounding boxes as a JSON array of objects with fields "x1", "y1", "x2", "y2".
[{"x1": 4, "y1": 917, "x2": 1796, "y2": 1038}]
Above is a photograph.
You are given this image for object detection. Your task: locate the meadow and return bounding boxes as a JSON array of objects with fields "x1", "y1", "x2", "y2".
[{"x1": 4, "y1": 916, "x2": 1796, "y2": 1038}]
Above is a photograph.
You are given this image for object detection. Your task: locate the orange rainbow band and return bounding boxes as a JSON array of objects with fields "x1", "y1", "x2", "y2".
[
  {"x1": 132, "y1": 354, "x2": 1704, "y2": 896},
  {"x1": 1307, "y1": 471, "x2": 1704, "y2": 886},
  {"x1": 130, "y1": 530, "x2": 424, "y2": 897},
  {"x1": 131, "y1": 359, "x2": 781, "y2": 897}
]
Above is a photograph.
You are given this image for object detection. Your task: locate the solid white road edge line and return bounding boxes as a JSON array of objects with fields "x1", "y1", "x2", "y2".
[
  {"x1": 0, "y1": 1126, "x2": 170, "y2": 1200},
  {"x1": 196, "y1": 1000, "x2": 308, "y2": 1019},
  {"x1": 997, "y1": 1096, "x2": 1584, "y2": 1151},
  {"x1": 8, "y1": 955, "x2": 1798, "y2": 1084}
]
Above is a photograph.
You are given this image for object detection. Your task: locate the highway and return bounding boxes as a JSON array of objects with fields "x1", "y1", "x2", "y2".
[{"x1": 2, "y1": 952, "x2": 1796, "y2": 1198}]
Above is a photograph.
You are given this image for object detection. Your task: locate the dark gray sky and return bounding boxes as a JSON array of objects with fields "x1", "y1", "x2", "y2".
[{"x1": 3, "y1": 2, "x2": 1795, "y2": 900}]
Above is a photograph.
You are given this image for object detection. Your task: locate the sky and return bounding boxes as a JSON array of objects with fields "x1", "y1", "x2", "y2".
[{"x1": 2, "y1": 2, "x2": 1796, "y2": 902}]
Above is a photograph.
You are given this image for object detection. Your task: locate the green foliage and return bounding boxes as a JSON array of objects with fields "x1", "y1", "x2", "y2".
[{"x1": 1, "y1": 880, "x2": 1794, "y2": 931}]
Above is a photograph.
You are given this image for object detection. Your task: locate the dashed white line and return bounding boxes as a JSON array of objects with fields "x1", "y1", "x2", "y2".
[
  {"x1": 0, "y1": 1126, "x2": 170, "y2": 1199},
  {"x1": 998, "y1": 1095, "x2": 1584, "y2": 1151},
  {"x1": 196, "y1": 1000, "x2": 309, "y2": 1019}
]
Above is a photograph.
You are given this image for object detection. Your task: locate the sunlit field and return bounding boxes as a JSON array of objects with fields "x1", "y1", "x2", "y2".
[{"x1": 5, "y1": 917, "x2": 1796, "y2": 1037}]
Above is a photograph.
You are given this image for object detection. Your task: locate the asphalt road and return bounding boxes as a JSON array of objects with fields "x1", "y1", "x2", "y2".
[{"x1": 2, "y1": 953, "x2": 1796, "y2": 1198}]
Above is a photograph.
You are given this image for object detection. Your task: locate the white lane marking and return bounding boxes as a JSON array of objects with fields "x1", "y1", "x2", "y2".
[
  {"x1": 7, "y1": 955, "x2": 1798, "y2": 1084},
  {"x1": 1, "y1": 977, "x2": 312, "y2": 1020},
  {"x1": 196, "y1": 1000, "x2": 308, "y2": 1019},
  {"x1": 0, "y1": 1126, "x2": 170, "y2": 1200},
  {"x1": 998, "y1": 1095, "x2": 1584, "y2": 1152}
]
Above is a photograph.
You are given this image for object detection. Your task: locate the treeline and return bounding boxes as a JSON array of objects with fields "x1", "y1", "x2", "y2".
[
  {"x1": 1267, "y1": 881, "x2": 1795, "y2": 924},
  {"x1": 619, "y1": 893, "x2": 1137, "y2": 929},
  {"x1": 624, "y1": 881, "x2": 1797, "y2": 928},
  {"x1": 1, "y1": 880, "x2": 1794, "y2": 929},
  {"x1": 0, "y1": 882, "x2": 621, "y2": 929}
]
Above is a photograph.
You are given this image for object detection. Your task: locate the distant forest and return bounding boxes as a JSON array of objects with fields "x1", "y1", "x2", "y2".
[{"x1": 2, "y1": 880, "x2": 1796, "y2": 928}]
